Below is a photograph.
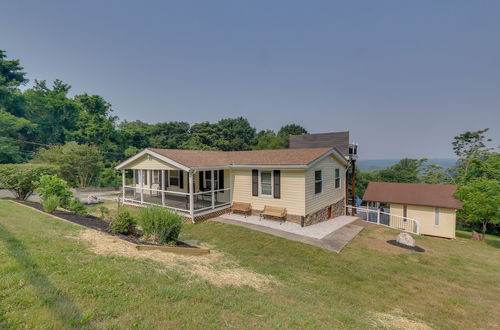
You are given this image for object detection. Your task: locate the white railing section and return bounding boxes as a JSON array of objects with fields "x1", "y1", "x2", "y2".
[
  {"x1": 346, "y1": 206, "x2": 420, "y2": 235},
  {"x1": 121, "y1": 185, "x2": 231, "y2": 213}
]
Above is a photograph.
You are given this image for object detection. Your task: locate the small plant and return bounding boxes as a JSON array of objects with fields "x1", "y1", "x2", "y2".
[
  {"x1": 137, "y1": 207, "x2": 183, "y2": 245},
  {"x1": 99, "y1": 206, "x2": 110, "y2": 220},
  {"x1": 109, "y1": 209, "x2": 136, "y2": 235},
  {"x1": 66, "y1": 198, "x2": 88, "y2": 216},
  {"x1": 41, "y1": 195, "x2": 60, "y2": 213}
]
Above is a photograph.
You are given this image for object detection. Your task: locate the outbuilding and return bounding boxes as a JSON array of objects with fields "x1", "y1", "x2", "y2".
[{"x1": 363, "y1": 182, "x2": 462, "y2": 239}]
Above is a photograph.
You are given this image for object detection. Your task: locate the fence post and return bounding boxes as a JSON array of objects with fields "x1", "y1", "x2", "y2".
[
  {"x1": 377, "y1": 209, "x2": 380, "y2": 225},
  {"x1": 140, "y1": 170, "x2": 144, "y2": 205},
  {"x1": 415, "y1": 219, "x2": 420, "y2": 235}
]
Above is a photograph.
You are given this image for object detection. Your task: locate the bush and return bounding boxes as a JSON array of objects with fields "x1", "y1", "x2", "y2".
[
  {"x1": 66, "y1": 198, "x2": 88, "y2": 216},
  {"x1": 35, "y1": 175, "x2": 73, "y2": 207},
  {"x1": 41, "y1": 195, "x2": 60, "y2": 213},
  {"x1": 98, "y1": 167, "x2": 121, "y2": 187},
  {"x1": 0, "y1": 164, "x2": 56, "y2": 200},
  {"x1": 137, "y1": 207, "x2": 183, "y2": 244},
  {"x1": 35, "y1": 174, "x2": 88, "y2": 216},
  {"x1": 99, "y1": 206, "x2": 110, "y2": 219},
  {"x1": 109, "y1": 209, "x2": 136, "y2": 235}
]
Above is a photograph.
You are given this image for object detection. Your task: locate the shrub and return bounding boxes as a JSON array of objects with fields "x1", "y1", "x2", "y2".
[
  {"x1": 66, "y1": 198, "x2": 88, "y2": 216},
  {"x1": 41, "y1": 195, "x2": 60, "y2": 213},
  {"x1": 109, "y1": 209, "x2": 136, "y2": 235},
  {"x1": 35, "y1": 175, "x2": 73, "y2": 207},
  {"x1": 0, "y1": 164, "x2": 56, "y2": 200},
  {"x1": 137, "y1": 207, "x2": 183, "y2": 244},
  {"x1": 98, "y1": 167, "x2": 121, "y2": 187},
  {"x1": 35, "y1": 174, "x2": 88, "y2": 216}
]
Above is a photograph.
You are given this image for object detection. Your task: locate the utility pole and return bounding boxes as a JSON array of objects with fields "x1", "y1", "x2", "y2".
[{"x1": 351, "y1": 159, "x2": 356, "y2": 215}]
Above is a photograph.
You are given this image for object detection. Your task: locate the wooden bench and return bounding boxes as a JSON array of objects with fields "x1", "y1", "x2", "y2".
[
  {"x1": 230, "y1": 202, "x2": 252, "y2": 217},
  {"x1": 260, "y1": 206, "x2": 287, "y2": 223}
]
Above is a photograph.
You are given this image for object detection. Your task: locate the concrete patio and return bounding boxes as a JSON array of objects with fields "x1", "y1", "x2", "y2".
[{"x1": 216, "y1": 213, "x2": 364, "y2": 253}]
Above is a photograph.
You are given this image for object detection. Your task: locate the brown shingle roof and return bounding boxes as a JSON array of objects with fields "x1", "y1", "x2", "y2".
[
  {"x1": 363, "y1": 182, "x2": 462, "y2": 209},
  {"x1": 148, "y1": 147, "x2": 334, "y2": 167}
]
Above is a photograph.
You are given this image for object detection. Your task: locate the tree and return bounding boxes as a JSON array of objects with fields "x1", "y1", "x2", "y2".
[
  {"x1": 452, "y1": 128, "x2": 495, "y2": 178},
  {"x1": 421, "y1": 163, "x2": 453, "y2": 184},
  {"x1": 70, "y1": 94, "x2": 119, "y2": 151},
  {"x1": 377, "y1": 158, "x2": 427, "y2": 183},
  {"x1": 149, "y1": 121, "x2": 190, "y2": 149},
  {"x1": 214, "y1": 117, "x2": 256, "y2": 151},
  {"x1": 0, "y1": 50, "x2": 28, "y2": 117},
  {"x1": 0, "y1": 109, "x2": 36, "y2": 163},
  {"x1": 0, "y1": 163, "x2": 56, "y2": 200},
  {"x1": 33, "y1": 142, "x2": 103, "y2": 187},
  {"x1": 118, "y1": 120, "x2": 153, "y2": 150},
  {"x1": 24, "y1": 79, "x2": 79, "y2": 144},
  {"x1": 455, "y1": 177, "x2": 500, "y2": 237},
  {"x1": 278, "y1": 124, "x2": 308, "y2": 137}
]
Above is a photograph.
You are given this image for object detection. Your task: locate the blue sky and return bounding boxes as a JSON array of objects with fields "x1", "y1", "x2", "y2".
[{"x1": 1, "y1": 0, "x2": 499, "y2": 159}]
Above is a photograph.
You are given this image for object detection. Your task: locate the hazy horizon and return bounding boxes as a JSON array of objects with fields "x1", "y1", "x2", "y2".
[{"x1": 1, "y1": 1, "x2": 498, "y2": 159}]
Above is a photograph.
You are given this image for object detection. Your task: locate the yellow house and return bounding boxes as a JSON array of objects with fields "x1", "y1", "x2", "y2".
[
  {"x1": 363, "y1": 182, "x2": 462, "y2": 239},
  {"x1": 115, "y1": 147, "x2": 348, "y2": 224}
]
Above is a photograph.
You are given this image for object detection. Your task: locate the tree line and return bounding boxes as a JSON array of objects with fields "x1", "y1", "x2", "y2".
[{"x1": 0, "y1": 49, "x2": 307, "y2": 184}]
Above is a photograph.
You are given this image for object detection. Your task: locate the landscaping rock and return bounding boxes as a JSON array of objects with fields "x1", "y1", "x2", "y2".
[
  {"x1": 86, "y1": 195, "x2": 100, "y2": 205},
  {"x1": 396, "y1": 232, "x2": 415, "y2": 247}
]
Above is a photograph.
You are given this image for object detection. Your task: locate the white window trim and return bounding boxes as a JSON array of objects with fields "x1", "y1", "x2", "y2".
[
  {"x1": 434, "y1": 208, "x2": 440, "y2": 227},
  {"x1": 258, "y1": 170, "x2": 274, "y2": 198},
  {"x1": 204, "y1": 170, "x2": 219, "y2": 191},
  {"x1": 334, "y1": 168, "x2": 341, "y2": 190},
  {"x1": 169, "y1": 170, "x2": 180, "y2": 187},
  {"x1": 152, "y1": 170, "x2": 160, "y2": 184},
  {"x1": 314, "y1": 169, "x2": 323, "y2": 195}
]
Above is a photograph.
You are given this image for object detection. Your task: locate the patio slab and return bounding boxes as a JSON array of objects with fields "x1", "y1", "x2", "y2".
[
  {"x1": 220, "y1": 213, "x2": 358, "y2": 239},
  {"x1": 215, "y1": 215, "x2": 364, "y2": 253}
]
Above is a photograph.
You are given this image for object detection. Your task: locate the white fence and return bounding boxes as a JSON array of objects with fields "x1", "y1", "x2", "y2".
[{"x1": 346, "y1": 206, "x2": 420, "y2": 235}]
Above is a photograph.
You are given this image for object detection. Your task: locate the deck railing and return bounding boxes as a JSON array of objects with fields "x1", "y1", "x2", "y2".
[
  {"x1": 122, "y1": 185, "x2": 231, "y2": 213},
  {"x1": 346, "y1": 205, "x2": 420, "y2": 235}
]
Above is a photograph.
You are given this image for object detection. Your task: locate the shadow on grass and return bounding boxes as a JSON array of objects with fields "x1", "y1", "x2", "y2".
[{"x1": 0, "y1": 223, "x2": 89, "y2": 327}]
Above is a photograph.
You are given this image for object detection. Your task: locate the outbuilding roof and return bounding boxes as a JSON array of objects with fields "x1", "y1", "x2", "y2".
[
  {"x1": 363, "y1": 182, "x2": 462, "y2": 209},
  {"x1": 116, "y1": 147, "x2": 347, "y2": 171}
]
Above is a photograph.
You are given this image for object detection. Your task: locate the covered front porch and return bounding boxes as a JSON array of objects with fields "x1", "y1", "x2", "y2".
[{"x1": 116, "y1": 150, "x2": 232, "y2": 221}]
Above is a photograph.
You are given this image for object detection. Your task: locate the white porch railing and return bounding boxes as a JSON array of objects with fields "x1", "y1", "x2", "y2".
[
  {"x1": 121, "y1": 185, "x2": 231, "y2": 214},
  {"x1": 346, "y1": 206, "x2": 420, "y2": 235}
]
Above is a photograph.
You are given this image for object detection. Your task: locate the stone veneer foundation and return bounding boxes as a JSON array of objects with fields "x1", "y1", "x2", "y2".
[{"x1": 303, "y1": 198, "x2": 345, "y2": 226}]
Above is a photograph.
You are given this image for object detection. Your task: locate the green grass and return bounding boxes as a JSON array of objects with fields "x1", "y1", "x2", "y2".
[{"x1": 0, "y1": 199, "x2": 499, "y2": 329}]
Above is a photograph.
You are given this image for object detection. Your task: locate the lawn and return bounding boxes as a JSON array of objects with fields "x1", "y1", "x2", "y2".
[{"x1": 0, "y1": 199, "x2": 499, "y2": 329}]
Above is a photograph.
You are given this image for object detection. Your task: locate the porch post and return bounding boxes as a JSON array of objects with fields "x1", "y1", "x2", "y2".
[
  {"x1": 161, "y1": 170, "x2": 165, "y2": 207},
  {"x1": 228, "y1": 169, "x2": 232, "y2": 205},
  {"x1": 140, "y1": 170, "x2": 144, "y2": 204},
  {"x1": 211, "y1": 170, "x2": 215, "y2": 209},
  {"x1": 189, "y1": 171, "x2": 194, "y2": 223},
  {"x1": 121, "y1": 169, "x2": 125, "y2": 203}
]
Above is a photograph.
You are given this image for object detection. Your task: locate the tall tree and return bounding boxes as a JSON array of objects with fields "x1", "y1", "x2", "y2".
[
  {"x1": 0, "y1": 109, "x2": 36, "y2": 163},
  {"x1": 452, "y1": 128, "x2": 495, "y2": 178},
  {"x1": 149, "y1": 121, "x2": 190, "y2": 149},
  {"x1": 24, "y1": 79, "x2": 79, "y2": 144},
  {"x1": 0, "y1": 50, "x2": 28, "y2": 117}
]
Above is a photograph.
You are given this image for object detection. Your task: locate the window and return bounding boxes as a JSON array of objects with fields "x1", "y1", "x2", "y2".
[
  {"x1": 260, "y1": 171, "x2": 273, "y2": 196},
  {"x1": 315, "y1": 170, "x2": 322, "y2": 194},
  {"x1": 152, "y1": 170, "x2": 160, "y2": 184},
  {"x1": 169, "y1": 170, "x2": 179, "y2": 186},
  {"x1": 142, "y1": 170, "x2": 148, "y2": 185},
  {"x1": 435, "y1": 208, "x2": 440, "y2": 226},
  {"x1": 334, "y1": 168, "x2": 340, "y2": 189}
]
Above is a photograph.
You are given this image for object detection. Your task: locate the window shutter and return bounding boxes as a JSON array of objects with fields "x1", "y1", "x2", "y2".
[
  {"x1": 273, "y1": 170, "x2": 281, "y2": 199},
  {"x1": 219, "y1": 170, "x2": 224, "y2": 189},
  {"x1": 179, "y1": 171, "x2": 184, "y2": 189},
  {"x1": 252, "y1": 170, "x2": 258, "y2": 196},
  {"x1": 199, "y1": 172, "x2": 204, "y2": 191},
  {"x1": 165, "y1": 170, "x2": 169, "y2": 187}
]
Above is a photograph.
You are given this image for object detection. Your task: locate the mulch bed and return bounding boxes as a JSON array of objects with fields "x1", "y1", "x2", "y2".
[
  {"x1": 387, "y1": 240, "x2": 426, "y2": 253},
  {"x1": 14, "y1": 199, "x2": 194, "y2": 248}
]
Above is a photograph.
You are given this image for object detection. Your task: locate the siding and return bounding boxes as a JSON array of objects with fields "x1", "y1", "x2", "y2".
[
  {"x1": 305, "y1": 155, "x2": 346, "y2": 215},
  {"x1": 390, "y1": 204, "x2": 456, "y2": 238},
  {"x1": 127, "y1": 155, "x2": 179, "y2": 170},
  {"x1": 231, "y1": 169, "x2": 306, "y2": 216}
]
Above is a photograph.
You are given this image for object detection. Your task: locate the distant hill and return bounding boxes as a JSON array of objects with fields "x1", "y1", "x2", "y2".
[{"x1": 357, "y1": 158, "x2": 457, "y2": 172}]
